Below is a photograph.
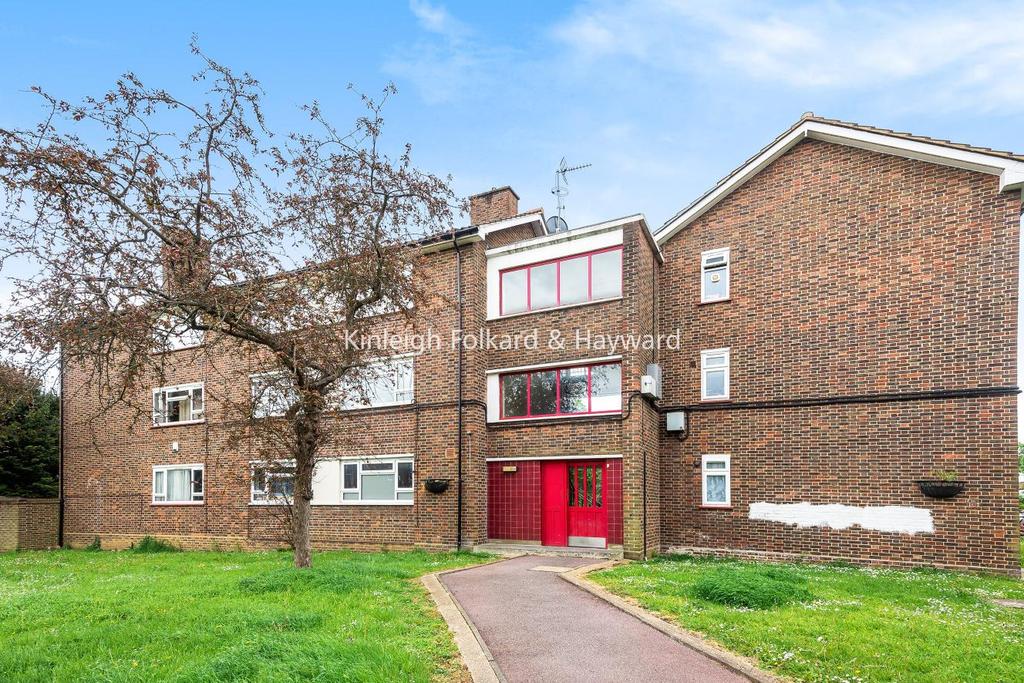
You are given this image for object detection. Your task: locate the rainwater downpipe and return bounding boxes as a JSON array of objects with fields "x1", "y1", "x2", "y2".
[{"x1": 453, "y1": 233, "x2": 464, "y2": 551}]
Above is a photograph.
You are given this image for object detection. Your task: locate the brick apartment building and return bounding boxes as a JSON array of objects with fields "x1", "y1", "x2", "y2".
[{"x1": 61, "y1": 115, "x2": 1024, "y2": 574}]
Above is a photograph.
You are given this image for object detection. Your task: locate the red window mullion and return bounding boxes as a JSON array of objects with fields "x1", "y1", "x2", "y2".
[
  {"x1": 525, "y1": 370, "x2": 532, "y2": 417},
  {"x1": 587, "y1": 254, "x2": 593, "y2": 301},
  {"x1": 554, "y1": 368, "x2": 561, "y2": 416},
  {"x1": 525, "y1": 266, "x2": 531, "y2": 312}
]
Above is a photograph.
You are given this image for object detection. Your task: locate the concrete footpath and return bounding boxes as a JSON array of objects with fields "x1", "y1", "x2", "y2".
[{"x1": 439, "y1": 555, "x2": 752, "y2": 683}]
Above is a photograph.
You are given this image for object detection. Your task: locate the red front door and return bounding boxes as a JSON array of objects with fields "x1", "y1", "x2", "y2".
[
  {"x1": 567, "y1": 461, "x2": 607, "y2": 548},
  {"x1": 540, "y1": 460, "x2": 607, "y2": 548},
  {"x1": 540, "y1": 461, "x2": 568, "y2": 546}
]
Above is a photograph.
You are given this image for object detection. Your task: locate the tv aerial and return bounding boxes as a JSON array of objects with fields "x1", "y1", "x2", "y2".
[{"x1": 548, "y1": 157, "x2": 591, "y2": 233}]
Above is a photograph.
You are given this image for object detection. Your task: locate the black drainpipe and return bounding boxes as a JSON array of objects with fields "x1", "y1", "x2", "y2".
[
  {"x1": 57, "y1": 345, "x2": 65, "y2": 547},
  {"x1": 453, "y1": 233, "x2": 464, "y2": 551}
]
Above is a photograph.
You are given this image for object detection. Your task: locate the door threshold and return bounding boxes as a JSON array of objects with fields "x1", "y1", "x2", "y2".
[{"x1": 473, "y1": 541, "x2": 623, "y2": 559}]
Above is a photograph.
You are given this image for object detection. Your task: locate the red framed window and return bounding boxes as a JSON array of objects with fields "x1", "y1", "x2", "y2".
[
  {"x1": 500, "y1": 361, "x2": 622, "y2": 420},
  {"x1": 499, "y1": 246, "x2": 623, "y2": 315}
]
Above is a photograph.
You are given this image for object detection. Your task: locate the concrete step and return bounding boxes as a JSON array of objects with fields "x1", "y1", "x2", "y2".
[{"x1": 472, "y1": 542, "x2": 624, "y2": 560}]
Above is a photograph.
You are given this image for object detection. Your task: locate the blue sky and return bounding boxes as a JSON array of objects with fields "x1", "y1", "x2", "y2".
[{"x1": 2, "y1": 0, "x2": 1022, "y2": 429}]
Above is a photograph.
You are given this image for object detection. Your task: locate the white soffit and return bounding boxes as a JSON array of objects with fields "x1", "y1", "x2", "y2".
[{"x1": 656, "y1": 119, "x2": 1024, "y2": 246}]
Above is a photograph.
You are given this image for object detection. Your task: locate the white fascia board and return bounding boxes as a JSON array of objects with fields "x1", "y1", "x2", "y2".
[
  {"x1": 487, "y1": 213, "x2": 648, "y2": 258},
  {"x1": 657, "y1": 120, "x2": 1024, "y2": 246}
]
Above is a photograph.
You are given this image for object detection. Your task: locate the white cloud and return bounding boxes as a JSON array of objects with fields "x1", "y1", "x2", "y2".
[
  {"x1": 552, "y1": 0, "x2": 1024, "y2": 112},
  {"x1": 385, "y1": 1, "x2": 512, "y2": 105}
]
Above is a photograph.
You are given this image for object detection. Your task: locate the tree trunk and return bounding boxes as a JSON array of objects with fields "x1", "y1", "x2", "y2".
[{"x1": 291, "y1": 397, "x2": 321, "y2": 569}]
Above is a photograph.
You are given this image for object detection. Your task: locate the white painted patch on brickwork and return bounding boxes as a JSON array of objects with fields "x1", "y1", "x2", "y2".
[{"x1": 749, "y1": 502, "x2": 934, "y2": 534}]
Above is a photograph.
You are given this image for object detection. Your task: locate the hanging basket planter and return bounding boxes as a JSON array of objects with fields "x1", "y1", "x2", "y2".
[
  {"x1": 423, "y1": 478, "x2": 451, "y2": 494},
  {"x1": 916, "y1": 480, "x2": 965, "y2": 499}
]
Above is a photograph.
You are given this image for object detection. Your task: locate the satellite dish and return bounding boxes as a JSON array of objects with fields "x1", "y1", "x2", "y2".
[{"x1": 546, "y1": 216, "x2": 568, "y2": 234}]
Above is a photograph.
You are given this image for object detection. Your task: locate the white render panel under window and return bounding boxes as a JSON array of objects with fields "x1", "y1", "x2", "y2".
[
  {"x1": 152, "y1": 464, "x2": 204, "y2": 504},
  {"x1": 152, "y1": 383, "x2": 204, "y2": 425},
  {"x1": 341, "y1": 457, "x2": 414, "y2": 505},
  {"x1": 700, "y1": 348, "x2": 730, "y2": 400},
  {"x1": 701, "y1": 454, "x2": 731, "y2": 507},
  {"x1": 701, "y1": 248, "x2": 730, "y2": 303}
]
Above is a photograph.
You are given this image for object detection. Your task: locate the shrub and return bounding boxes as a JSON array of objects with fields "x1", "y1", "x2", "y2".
[
  {"x1": 130, "y1": 536, "x2": 180, "y2": 553},
  {"x1": 84, "y1": 537, "x2": 102, "y2": 551},
  {"x1": 691, "y1": 565, "x2": 812, "y2": 609}
]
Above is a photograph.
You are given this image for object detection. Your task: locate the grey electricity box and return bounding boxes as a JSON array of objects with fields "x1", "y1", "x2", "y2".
[{"x1": 666, "y1": 411, "x2": 687, "y2": 432}]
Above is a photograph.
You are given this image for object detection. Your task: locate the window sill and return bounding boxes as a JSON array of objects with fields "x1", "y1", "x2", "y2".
[
  {"x1": 698, "y1": 298, "x2": 731, "y2": 306},
  {"x1": 489, "y1": 296, "x2": 622, "y2": 322},
  {"x1": 249, "y1": 501, "x2": 290, "y2": 506},
  {"x1": 151, "y1": 419, "x2": 206, "y2": 429},
  {"x1": 150, "y1": 344, "x2": 204, "y2": 356},
  {"x1": 490, "y1": 411, "x2": 622, "y2": 426},
  {"x1": 699, "y1": 504, "x2": 733, "y2": 510},
  {"x1": 150, "y1": 501, "x2": 204, "y2": 506},
  {"x1": 335, "y1": 501, "x2": 414, "y2": 506},
  {"x1": 699, "y1": 398, "x2": 731, "y2": 403}
]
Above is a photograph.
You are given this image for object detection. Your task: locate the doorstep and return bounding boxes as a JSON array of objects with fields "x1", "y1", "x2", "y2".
[{"x1": 472, "y1": 541, "x2": 624, "y2": 559}]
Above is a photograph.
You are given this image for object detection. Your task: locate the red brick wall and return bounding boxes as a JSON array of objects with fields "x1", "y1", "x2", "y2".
[
  {"x1": 0, "y1": 498, "x2": 59, "y2": 550},
  {"x1": 657, "y1": 138, "x2": 1021, "y2": 574}
]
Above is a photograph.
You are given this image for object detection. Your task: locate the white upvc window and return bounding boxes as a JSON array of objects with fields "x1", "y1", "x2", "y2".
[
  {"x1": 335, "y1": 357, "x2": 414, "y2": 410},
  {"x1": 152, "y1": 315, "x2": 204, "y2": 352},
  {"x1": 250, "y1": 461, "x2": 296, "y2": 505},
  {"x1": 341, "y1": 457, "x2": 414, "y2": 505},
  {"x1": 701, "y1": 248, "x2": 730, "y2": 303},
  {"x1": 250, "y1": 372, "x2": 298, "y2": 418},
  {"x1": 700, "y1": 348, "x2": 730, "y2": 400},
  {"x1": 152, "y1": 383, "x2": 205, "y2": 425},
  {"x1": 152, "y1": 464, "x2": 204, "y2": 504},
  {"x1": 701, "y1": 454, "x2": 731, "y2": 507}
]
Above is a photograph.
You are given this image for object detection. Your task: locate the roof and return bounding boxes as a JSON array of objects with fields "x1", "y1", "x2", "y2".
[{"x1": 656, "y1": 114, "x2": 1024, "y2": 246}]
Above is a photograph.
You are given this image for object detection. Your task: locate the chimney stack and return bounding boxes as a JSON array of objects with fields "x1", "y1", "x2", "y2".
[{"x1": 469, "y1": 186, "x2": 519, "y2": 225}]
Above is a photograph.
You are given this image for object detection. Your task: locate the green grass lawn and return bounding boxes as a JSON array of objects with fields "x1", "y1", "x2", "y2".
[
  {"x1": 592, "y1": 547, "x2": 1024, "y2": 683},
  {"x1": 0, "y1": 547, "x2": 487, "y2": 682}
]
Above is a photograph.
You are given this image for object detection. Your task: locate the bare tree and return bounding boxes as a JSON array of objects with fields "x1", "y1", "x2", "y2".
[{"x1": 0, "y1": 41, "x2": 458, "y2": 567}]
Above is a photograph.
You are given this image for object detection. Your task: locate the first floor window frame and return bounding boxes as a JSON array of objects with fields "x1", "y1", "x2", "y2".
[
  {"x1": 152, "y1": 464, "x2": 204, "y2": 504},
  {"x1": 250, "y1": 460, "x2": 296, "y2": 506},
  {"x1": 701, "y1": 454, "x2": 731, "y2": 507},
  {"x1": 499, "y1": 360, "x2": 622, "y2": 420},
  {"x1": 152, "y1": 382, "x2": 205, "y2": 426},
  {"x1": 700, "y1": 247, "x2": 731, "y2": 303},
  {"x1": 499, "y1": 245, "x2": 624, "y2": 316},
  {"x1": 341, "y1": 456, "x2": 415, "y2": 506},
  {"x1": 700, "y1": 348, "x2": 730, "y2": 401}
]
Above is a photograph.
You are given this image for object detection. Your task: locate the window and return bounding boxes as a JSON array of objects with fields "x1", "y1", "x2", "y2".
[
  {"x1": 152, "y1": 464, "x2": 204, "y2": 504},
  {"x1": 341, "y1": 458, "x2": 414, "y2": 504},
  {"x1": 701, "y1": 248, "x2": 730, "y2": 303},
  {"x1": 702, "y1": 454, "x2": 731, "y2": 507},
  {"x1": 152, "y1": 383, "x2": 204, "y2": 425},
  {"x1": 700, "y1": 349, "x2": 730, "y2": 400},
  {"x1": 500, "y1": 362, "x2": 621, "y2": 419},
  {"x1": 153, "y1": 315, "x2": 204, "y2": 352},
  {"x1": 499, "y1": 246, "x2": 622, "y2": 315},
  {"x1": 251, "y1": 372, "x2": 297, "y2": 418},
  {"x1": 335, "y1": 357, "x2": 414, "y2": 409},
  {"x1": 251, "y1": 462, "x2": 295, "y2": 504}
]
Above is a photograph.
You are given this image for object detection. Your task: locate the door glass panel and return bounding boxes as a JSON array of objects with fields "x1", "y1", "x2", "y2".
[
  {"x1": 585, "y1": 467, "x2": 593, "y2": 507},
  {"x1": 595, "y1": 467, "x2": 602, "y2": 508},
  {"x1": 568, "y1": 467, "x2": 576, "y2": 507}
]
